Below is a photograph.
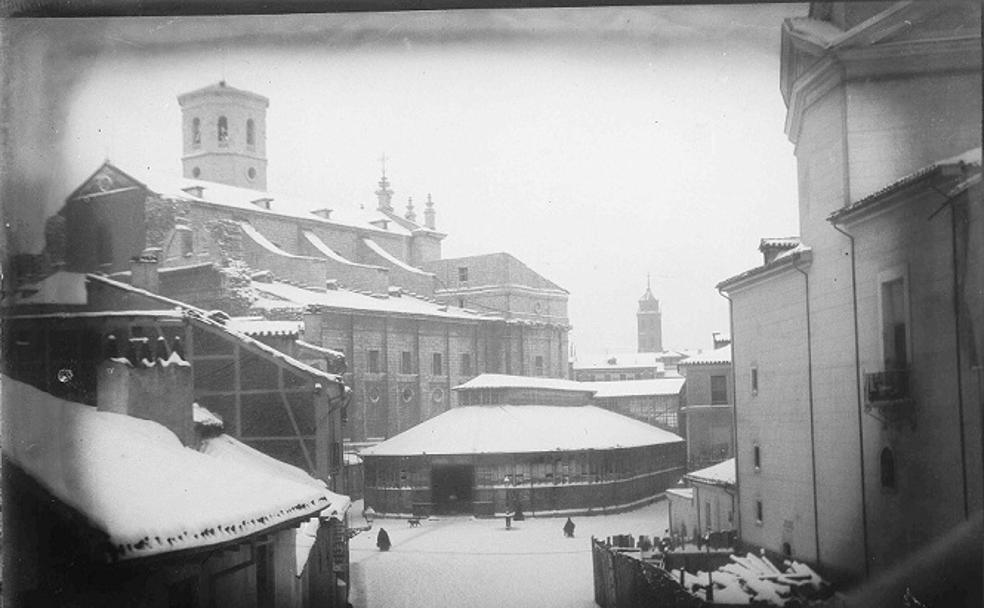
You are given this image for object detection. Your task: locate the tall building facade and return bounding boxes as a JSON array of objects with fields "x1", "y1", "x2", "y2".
[
  {"x1": 43, "y1": 81, "x2": 570, "y2": 444},
  {"x1": 718, "y1": 2, "x2": 982, "y2": 590},
  {"x1": 637, "y1": 279, "x2": 662, "y2": 352}
]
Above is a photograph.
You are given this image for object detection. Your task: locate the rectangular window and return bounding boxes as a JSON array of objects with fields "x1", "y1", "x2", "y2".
[
  {"x1": 460, "y1": 353, "x2": 472, "y2": 376},
  {"x1": 753, "y1": 445, "x2": 761, "y2": 469},
  {"x1": 710, "y1": 375, "x2": 728, "y2": 404},
  {"x1": 400, "y1": 351, "x2": 413, "y2": 374},
  {"x1": 535, "y1": 355, "x2": 545, "y2": 376},
  {"x1": 881, "y1": 278, "x2": 908, "y2": 370},
  {"x1": 368, "y1": 350, "x2": 380, "y2": 373},
  {"x1": 756, "y1": 500, "x2": 764, "y2": 523},
  {"x1": 751, "y1": 367, "x2": 758, "y2": 394},
  {"x1": 458, "y1": 267, "x2": 469, "y2": 282},
  {"x1": 705, "y1": 501, "x2": 712, "y2": 531},
  {"x1": 432, "y1": 353, "x2": 443, "y2": 375}
]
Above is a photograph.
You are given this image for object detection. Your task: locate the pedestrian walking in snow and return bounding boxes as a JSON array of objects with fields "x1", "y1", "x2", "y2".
[
  {"x1": 376, "y1": 528, "x2": 391, "y2": 551},
  {"x1": 363, "y1": 505, "x2": 376, "y2": 525},
  {"x1": 505, "y1": 509, "x2": 514, "y2": 530},
  {"x1": 563, "y1": 517, "x2": 575, "y2": 538}
]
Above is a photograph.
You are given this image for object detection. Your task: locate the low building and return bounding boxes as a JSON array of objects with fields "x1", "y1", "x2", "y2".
[
  {"x1": 3, "y1": 373, "x2": 352, "y2": 607},
  {"x1": 571, "y1": 351, "x2": 684, "y2": 382},
  {"x1": 360, "y1": 374, "x2": 686, "y2": 517},
  {"x1": 667, "y1": 458, "x2": 737, "y2": 542},
  {"x1": 678, "y1": 345, "x2": 735, "y2": 469}
]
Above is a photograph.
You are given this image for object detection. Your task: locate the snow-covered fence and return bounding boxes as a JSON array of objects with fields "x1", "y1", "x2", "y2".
[{"x1": 592, "y1": 537, "x2": 706, "y2": 608}]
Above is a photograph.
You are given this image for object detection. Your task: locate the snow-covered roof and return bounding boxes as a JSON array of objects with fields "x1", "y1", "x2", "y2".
[
  {"x1": 86, "y1": 274, "x2": 343, "y2": 385},
  {"x1": 2, "y1": 271, "x2": 88, "y2": 306},
  {"x1": 829, "y1": 147, "x2": 982, "y2": 223},
  {"x1": 679, "y1": 345, "x2": 732, "y2": 366},
  {"x1": 226, "y1": 317, "x2": 303, "y2": 337},
  {"x1": 361, "y1": 237, "x2": 435, "y2": 277},
  {"x1": 587, "y1": 378, "x2": 686, "y2": 398},
  {"x1": 758, "y1": 236, "x2": 800, "y2": 252},
  {"x1": 453, "y1": 373, "x2": 596, "y2": 393},
  {"x1": 252, "y1": 280, "x2": 497, "y2": 321},
  {"x1": 666, "y1": 487, "x2": 694, "y2": 500},
  {"x1": 4, "y1": 378, "x2": 340, "y2": 562},
  {"x1": 193, "y1": 402, "x2": 225, "y2": 430},
  {"x1": 116, "y1": 162, "x2": 420, "y2": 238},
  {"x1": 684, "y1": 458, "x2": 736, "y2": 487},
  {"x1": 572, "y1": 351, "x2": 683, "y2": 370},
  {"x1": 361, "y1": 405, "x2": 683, "y2": 456},
  {"x1": 717, "y1": 246, "x2": 813, "y2": 292}
]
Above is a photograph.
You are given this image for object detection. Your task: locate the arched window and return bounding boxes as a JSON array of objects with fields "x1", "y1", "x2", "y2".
[
  {"x1": 246, "y1": 118, "x2": 255, "y2": 146},
  {"x1": 192, "y1": 117, "x2": 201, "y2": 146},
  {"x1": 217, "y1": 116, "x2": 228, "y2": 143},
  {"x1": 880, "y1": 447, "x2": 896, "y2": 489}
]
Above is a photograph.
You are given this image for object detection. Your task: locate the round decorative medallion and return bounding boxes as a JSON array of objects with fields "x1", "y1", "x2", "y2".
[
  {"x1": 367, "y1": 386, "x2": 381, "y2": 403},
  {"x1": 432, "y1": 388, "x2": 445, "y2": 403},
  {"x1": 402, "y1": 387, "x2": 415, "y2": 403}
]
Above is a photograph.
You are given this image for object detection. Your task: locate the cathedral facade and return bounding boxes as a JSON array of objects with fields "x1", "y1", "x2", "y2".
[{"x1": 45, "y1": 81, "x2": 570, "y2": 443}]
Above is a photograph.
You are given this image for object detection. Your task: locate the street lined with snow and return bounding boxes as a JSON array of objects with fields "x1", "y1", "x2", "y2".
[{"x1": 348, "y1": 498, "x2": 669, "y2": 608}]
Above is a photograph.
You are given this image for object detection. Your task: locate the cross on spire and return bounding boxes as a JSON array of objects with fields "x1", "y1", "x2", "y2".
[{"x1": 379, "y1": 152, "x2": 388, "y2": 178}]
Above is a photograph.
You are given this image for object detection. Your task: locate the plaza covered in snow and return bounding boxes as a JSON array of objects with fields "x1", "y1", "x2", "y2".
[{"x1": 360, "y1": 374, "x2": 686, "y2": 518}]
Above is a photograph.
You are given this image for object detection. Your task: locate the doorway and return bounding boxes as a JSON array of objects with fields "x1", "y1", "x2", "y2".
[{"x1": 431, "y1": 465, "x2": 474, "y2": 514}]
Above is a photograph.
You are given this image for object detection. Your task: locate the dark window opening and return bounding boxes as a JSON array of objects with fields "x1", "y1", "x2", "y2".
[
  {"x1": 217, "y1": 116, "x2": 229, "y2": 143},
  {"x1": 756, "y1": 500, "x2": 763, "y2": 522},
  {"x1": 751, "y1": 367, "x2": 758, "y2": 394},
  {"x1": 246, "y1": 118, "x2": 255, "y2": 146},
  {"x1": 458, "y1": 267, "x2": 468, "y2": 282},
  {"x1": 753, "y1": 445, "x2": 761, "y2": 469},
  {"x1": 191, "y1": 117, "x2": 201, "y2": 146},
  {"x1": 432, "y1": 353, "x2": 443, "y2": 375},
  {"x1": 782, "y1": 542, "x2": 792, "y2": 556},
  {"x1": 535, "y1": 355, "x2": 544, "y2": 376},
  {"x1": 368, "y1": 350, "x2": 380, "y2": 373},
  {"x1": 460, "y1": 353, "x2": 472, "y2": 376},
  {"x1": 400, "y1": 351, "x2": 413, "y2": 374},
  {"x1": 880, "y1": 447, "x2": 896, "y2": 489},
  {"x1": 710, "y1": 375, "x2": 728, "y2": 404},
  {"x1": 881, "y1": 278, "x2": 908, "y2": 370}
]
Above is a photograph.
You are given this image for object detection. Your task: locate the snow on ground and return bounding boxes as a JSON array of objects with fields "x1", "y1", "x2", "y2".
[{"x1": 348, "y1": 498, "x2": 669, "y2": 608}]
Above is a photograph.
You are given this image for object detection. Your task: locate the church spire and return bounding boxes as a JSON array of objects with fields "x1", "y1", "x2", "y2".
[
  {"x1": 405, "y1": 196, "x2": 417, "y2": 223},
  {"x1": 424, "y1": 193, "x2": 436, "y2": 230},
  {"x1": 375, "y1": 153, "x2": 394, "y2": 212}
]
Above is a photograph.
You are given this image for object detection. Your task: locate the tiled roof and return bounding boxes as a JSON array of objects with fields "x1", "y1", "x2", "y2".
[
  {"x1": 716, "y1": 245, "x2": 812, "y2": 292},
  {"x1": 361, "y1": 404, "x2": 684, "y2": 456},
  {"x1": 828, "y1": 148, "x2": 982, "y2": 223},
  {"x1": 5, "y1": 377, "x2": 341, "y2": 563},
  {"x1": 679, "y1": 345, "x2": 732, "y2": 366}
]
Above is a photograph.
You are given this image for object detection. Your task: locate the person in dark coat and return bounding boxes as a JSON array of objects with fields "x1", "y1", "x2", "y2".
[
  {"x1": 376, "y1": 528, "x2": 391, "y2": 551},
  {"x1": 563, "y1": 517, "x2": 575, "y2": 538}
]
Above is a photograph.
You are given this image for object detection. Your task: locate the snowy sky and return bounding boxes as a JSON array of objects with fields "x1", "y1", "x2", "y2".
[{"x1": 5, "y1": 5, "x2": 804, "y2": 355}]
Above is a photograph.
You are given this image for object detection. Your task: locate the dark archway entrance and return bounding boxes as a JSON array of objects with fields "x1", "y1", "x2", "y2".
[{"x1": 431, "y1": 465, "x2": 474, "y2": 514}]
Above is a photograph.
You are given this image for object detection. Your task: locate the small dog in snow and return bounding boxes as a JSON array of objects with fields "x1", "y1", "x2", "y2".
[{"x1": 408, "y1": 518, "x2": 422, "y2": 528}]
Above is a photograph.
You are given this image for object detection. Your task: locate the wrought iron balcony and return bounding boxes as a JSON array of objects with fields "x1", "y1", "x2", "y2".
[{"x1": 864, "y1": 370, "x2": 911, "y2": 406}]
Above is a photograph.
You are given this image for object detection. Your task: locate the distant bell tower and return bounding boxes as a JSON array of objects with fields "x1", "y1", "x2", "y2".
[
  {"x1": 178, "y1": 81, "x2": 269, "y2": 190},
  {"x1": 637, "y1": 275, "x2": 662, "y2": 352}
]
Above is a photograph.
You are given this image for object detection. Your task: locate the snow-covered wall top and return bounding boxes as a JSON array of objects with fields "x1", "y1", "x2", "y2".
[
  {"x1": 453, "y1": 373, "x2": 595, "y2": 393},
  {"x1": 361, "y1": 404, "x2": 684, "y2": 457}
]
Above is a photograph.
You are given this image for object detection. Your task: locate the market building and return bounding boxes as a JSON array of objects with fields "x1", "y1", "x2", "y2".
[
  {"x1": 360, "y1": 374, "x2": 686, "y2": 517},
  {"x1": 717, "y1": 2, "x2": 982, "y2": 591}
]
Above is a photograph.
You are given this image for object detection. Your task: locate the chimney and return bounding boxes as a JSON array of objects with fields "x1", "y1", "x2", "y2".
[
  {"x1": 97, "y1": 336, "x2": 195, "y2": 447},
  {"x1": 312, "y1": 208, "x2": 333, "y2": 220},
  {"x1": 424, "y1": 193, "x2": 436, "y2": 230},
  {"x1": 130, "y1": 248, "x2": 161, "y2": 293}
]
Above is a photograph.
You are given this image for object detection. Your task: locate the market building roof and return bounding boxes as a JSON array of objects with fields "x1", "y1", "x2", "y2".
[
  {"x1": 453, "y1": 373, "x2": 596, "y2": 393},
  {"x1": 361, "y1": 404, "x2": 684, "y2": 456},
  {"x1": 4, "y1": 377, "x2": 346, "y2": 563},
  {"x1": 684, "y1": 458, "x2": 736, "y2": 487},
  {"x1": 587, "y1": 378, "x2": 686, "y2": 398}
]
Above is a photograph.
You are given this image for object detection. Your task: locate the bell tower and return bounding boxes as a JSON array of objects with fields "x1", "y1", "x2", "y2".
[
  {"x1": 178, "y1": 81, "x2": 269, "y2": 190},
  {"x1": 637, "y1": 274, "x2": 662, "y2": 353}
]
